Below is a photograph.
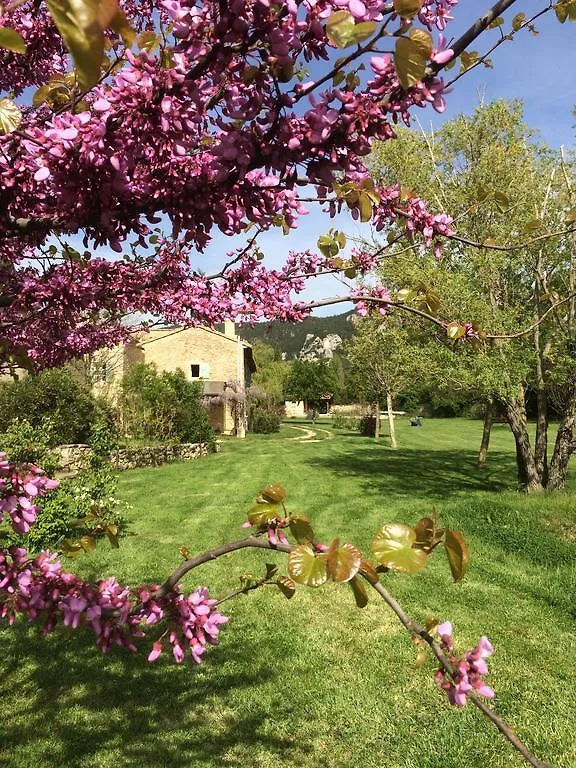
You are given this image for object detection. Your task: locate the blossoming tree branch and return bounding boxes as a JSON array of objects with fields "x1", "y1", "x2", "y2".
[{"x1": 0, "y1": 1, "x2": 573, "y2": 767}]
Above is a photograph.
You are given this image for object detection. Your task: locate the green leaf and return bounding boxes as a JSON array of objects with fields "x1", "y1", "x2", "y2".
[
  {"x1": 350, "y1": 21, "x2": 376, "y2": 44},
  {"x1": 247, "y1": 502, "x2": 280, "y2": 526},
  {"x1": 79, "y1": 535, "x2": 97, "y2": 552},
  {"x1": 349, "y1": 576, "x2": 369, "y2": 608},
  {"x1": 444, "y1": 529, "x2": 470, "y2": 582},
  {"x1": 288, "y1": 545, "x2": 328, "y2": 587},
  {"x1": 288, "y1": 515, "x2": 315, "y2": 544},
  {"x1": 393, "y1": 0, "x2": 423, "y2": 19},
  {"x1": 446, "y1": 321, "x2": 466, "y2": 341},
  {"x1": 0, "y1": 27, "x2": 27, "y2": 54},
  {"x1": 370, "y1": 523, "x2": 428, "y2": 574},
  {"x1": 408, "y1": 28, "x2": 433, "y2": 60},
  {"x1": 326, "y1": 538, "x2": 362, "y2": 582},
  {"x1": 325, "y1": 11, "x2": 356, "y2": 48},
  {"x1": 494, "y1": 191, "x2": 510, "y2": 213},
  {"x1": 276, "y1": 576, "x2": 296, "y2": 599},
  {"x1": 523, "y1": 218, "x2": 542, "y2": 234},
  {"x1": 512, "y1": 12, "x2": 526, "y2": 30},
  {"x1": 394, "y1": 37, "x2": 426, "y2": 91},
  {"x1": 0, "y1": 98, "x2": 22, "y2": 135},
  {"x1": 358, "y1": 191, "x2": 373, "y2": 222},
  {"x1": 565, "y1": 206, "x2": 576, "y2": 224},
  {"x1": 264, "y1": 562, "x2": 278, "y2": 579},
  {"x1": 62, "y1": 539, "x2": 85, "y2": 557},
  {"x1": 396, "y1": 288, "x2": 414, "y2": 303},
  {"x1": 487, "y1": 16, "x2": 504, "y2": 28},
  {"x1": 46, "y1": 0, "x2": 105, "y2": 89},
  {"x1": 459, "y1": 50, "x2": 479, "y2": 72}
]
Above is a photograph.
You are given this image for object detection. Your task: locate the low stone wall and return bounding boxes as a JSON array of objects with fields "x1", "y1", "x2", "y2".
[
  {"x1": 53, "y1": 442, "x2": 210, "y2": 473},
  {"x1": 110, "y1": 442, "x2": 208, "y2": 471}
]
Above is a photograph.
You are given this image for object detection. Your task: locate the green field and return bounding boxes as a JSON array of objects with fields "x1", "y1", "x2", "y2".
[{"x1": 1, "y1": 419, "x2": 575, "y2": 768}]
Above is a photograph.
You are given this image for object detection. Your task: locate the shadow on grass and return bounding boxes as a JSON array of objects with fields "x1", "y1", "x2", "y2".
[
  {"x1": 0, "y1": 624, "x2": 313, "y2": 768},
  {"x1": 308, "y1": 445, "x2": 518, "y2": 499}
]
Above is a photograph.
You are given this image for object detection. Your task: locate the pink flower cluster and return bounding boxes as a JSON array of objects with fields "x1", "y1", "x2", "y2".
[
  {"x1": 141, "y1": 586, "x2": 229, "y2": 664},
  {"x1": 0, "y1": 1, "x2": 460, "y2": 371},
  {"x1": 350, "y1": 282, "x2": 392, "y2": 317},
  {"x1": 0, "y1": 452, "x2": 59, "y2": 534},
  {"x1": 0, "y1": 544, "x2": 228, "y2": 662},
  {"x1": 434, "y1": 621, "x2": 495, "y2": 706}
]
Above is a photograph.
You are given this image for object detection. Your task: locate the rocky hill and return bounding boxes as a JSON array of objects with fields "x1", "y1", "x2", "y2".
[{"x1": 238, "y1": 312, "x2": 355, "y2": 360}]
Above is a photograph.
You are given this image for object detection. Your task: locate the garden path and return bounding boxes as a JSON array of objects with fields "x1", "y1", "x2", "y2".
[{"x1": 286, "y1": 425, "x2": 334, "y2": 443}]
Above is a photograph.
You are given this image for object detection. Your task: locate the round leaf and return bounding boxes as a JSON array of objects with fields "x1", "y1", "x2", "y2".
[
  {"x1": 393, "y1": 0, "x2": 423, "y2": 19},
  {"x1": 288, "y1": 515, "x2": 315, "y2": 544},
  {"x1": 0, "y1": 27, "x2": 27, "y2": 54},
  {"x1": 0, "y1": 98, "x2": 23, "y2": 135},
  {"x1": 394, "y1": 37, "x2": 426, "y2": 91},
  {"x1": 288, "y1": 545, "x2": 328, "y2": 587},
  {"x1": 326, "y1": 539, "x2": 362, "y2": 582},
  {"x1": 248, "y1": 502, "x2": 280, "y2": 526},
  {"x1": 370, "y1": 523, "x2": 428, "y2": 574},
  {"x1": 326, "y1": 11, "x2": 356, "y2": 48},
  {"x1": 260, "y1": 483, "x2": 286, "y2": 503}
]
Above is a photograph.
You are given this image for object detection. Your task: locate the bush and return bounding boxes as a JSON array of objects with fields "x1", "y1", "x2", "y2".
[
  {"x1": 358, "y1": 415, "x2": 376, "y2": 437},
  {"x1": 0, "y1": 418, "x2": 59, "y2": 474},
  {"x1": 249, "y1": 407, "x2": 281, "y2": 434},
  {"x1": 121, "y1": 363, "x2": 213, "y2": 444},
  {"x1": 0, "y1": 367, "x2": 108, "y2": 445},
  {"x1": 332, "y1": 413, "x2": 361, "y2": 431},
  {"x1": 16, "y1": 466, "x2": 129, "y2": 554}
]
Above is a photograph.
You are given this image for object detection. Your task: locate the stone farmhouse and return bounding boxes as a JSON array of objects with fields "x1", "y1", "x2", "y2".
[{"x1": 91, "y1": 322, "x2": 256, "y2": 437}]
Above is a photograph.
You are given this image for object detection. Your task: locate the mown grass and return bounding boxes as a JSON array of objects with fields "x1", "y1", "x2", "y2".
[{"x1": 1, "y1": 418, "x2": 575, "y2": 768}]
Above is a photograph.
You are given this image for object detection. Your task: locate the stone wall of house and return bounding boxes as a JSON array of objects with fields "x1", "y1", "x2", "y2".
[
  {"x1": 53, "y1": 442, "x2": 212, "y2": 473},
  {"x1": 142, "y1": 326, "x2": 241, "y2": 384}
]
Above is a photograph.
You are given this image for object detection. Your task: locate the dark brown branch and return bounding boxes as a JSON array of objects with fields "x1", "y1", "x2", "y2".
[
  {"x1": 431, "y1": 0, "x2": 520, "y2": 74},
  {"x1": 153, "y1": 535, "x2": 293, "y2": 600}
]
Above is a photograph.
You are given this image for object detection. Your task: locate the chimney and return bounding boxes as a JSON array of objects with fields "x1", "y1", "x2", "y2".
[{"x1": 223, "y1": 321, "x2": 236, "y2": 338}]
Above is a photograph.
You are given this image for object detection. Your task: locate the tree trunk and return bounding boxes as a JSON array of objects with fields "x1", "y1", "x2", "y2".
[
  {"x1": 374, "y1": 401, "x2": 380, "y2": 442},
  {"x1": 386, "y1": 391, "x2": 397, "y2": 449},
  {"x1": 477, "y1": 400, "x2": 493, "y2": 469},
  {"x1": 504, "y1": 392, "x2": 544, "y2": 492},
  {"x1": 547, "y1": 399, "x2": 576, "y2": 490},
  {"x1": 534, "y1": 386, "x2": 548, "y2": 484}
]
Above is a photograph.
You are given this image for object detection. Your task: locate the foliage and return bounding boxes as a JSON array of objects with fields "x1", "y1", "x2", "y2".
[
  {"x1": 283, "y1": 360, "x2": 340, "y2": 408},
  {"x1": 0, "y1": 417, "x2": 59, "y2": 474},
  {"x1": 249, "y1": 340, "x2": 291, "y2": 404},
  {"x1": 0, "y1": 368, "x2": 106, "y2": 445},
  {"x1": 121, "y1": 363, "x2": 213, "y2": 444},
  {"x1": 248, "y1": 407, "x2": 282, "y2": 434},
  {"x1": 358, "y1": 414, "x2": 377, "y2": 437}
]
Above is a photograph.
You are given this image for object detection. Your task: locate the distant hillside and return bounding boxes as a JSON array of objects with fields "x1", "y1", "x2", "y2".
[{"x1": 238, "y1": 312, "x2": 355, "y2": 359}]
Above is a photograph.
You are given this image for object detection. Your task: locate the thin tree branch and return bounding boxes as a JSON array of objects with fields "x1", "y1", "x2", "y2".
[
  {"x1": 147, "y1": 534, "x2": 552, "y2": 767},
  {"x1": 430, "y1": 0, "x2": 520, "y2": 74}
]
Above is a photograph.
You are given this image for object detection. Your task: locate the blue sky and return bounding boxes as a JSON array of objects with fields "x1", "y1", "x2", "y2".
[{"x1": 198, "y1": 4, "x2": 576, "y2": 316}]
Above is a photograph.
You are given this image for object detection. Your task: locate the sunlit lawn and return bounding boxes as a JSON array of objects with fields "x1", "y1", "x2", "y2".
[{"x1": 1, "y1": 418, "x2": 575, "y2": 768}]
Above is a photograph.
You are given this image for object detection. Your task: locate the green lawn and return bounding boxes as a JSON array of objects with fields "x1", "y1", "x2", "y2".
[{"x1": 2, "y1": 419, "x2": 576, "y2": 768}]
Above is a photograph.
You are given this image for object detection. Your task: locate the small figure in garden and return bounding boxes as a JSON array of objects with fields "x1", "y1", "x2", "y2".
[{"x1": 410, "y1": 416, "x2": 422, "y2": 427}]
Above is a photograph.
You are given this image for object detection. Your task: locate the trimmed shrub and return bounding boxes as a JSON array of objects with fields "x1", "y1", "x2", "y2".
[
  {"x1": 358, "y1": 415, "x2": 376, "y2": 437},
  {"x1": 249, "y1": 407, "x2": 281, "y2": 434}
]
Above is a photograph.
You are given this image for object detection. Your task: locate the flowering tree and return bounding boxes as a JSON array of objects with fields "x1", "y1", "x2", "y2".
[{"x1": 1, "y1": 1, "x2": 574, "y2": 766}]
